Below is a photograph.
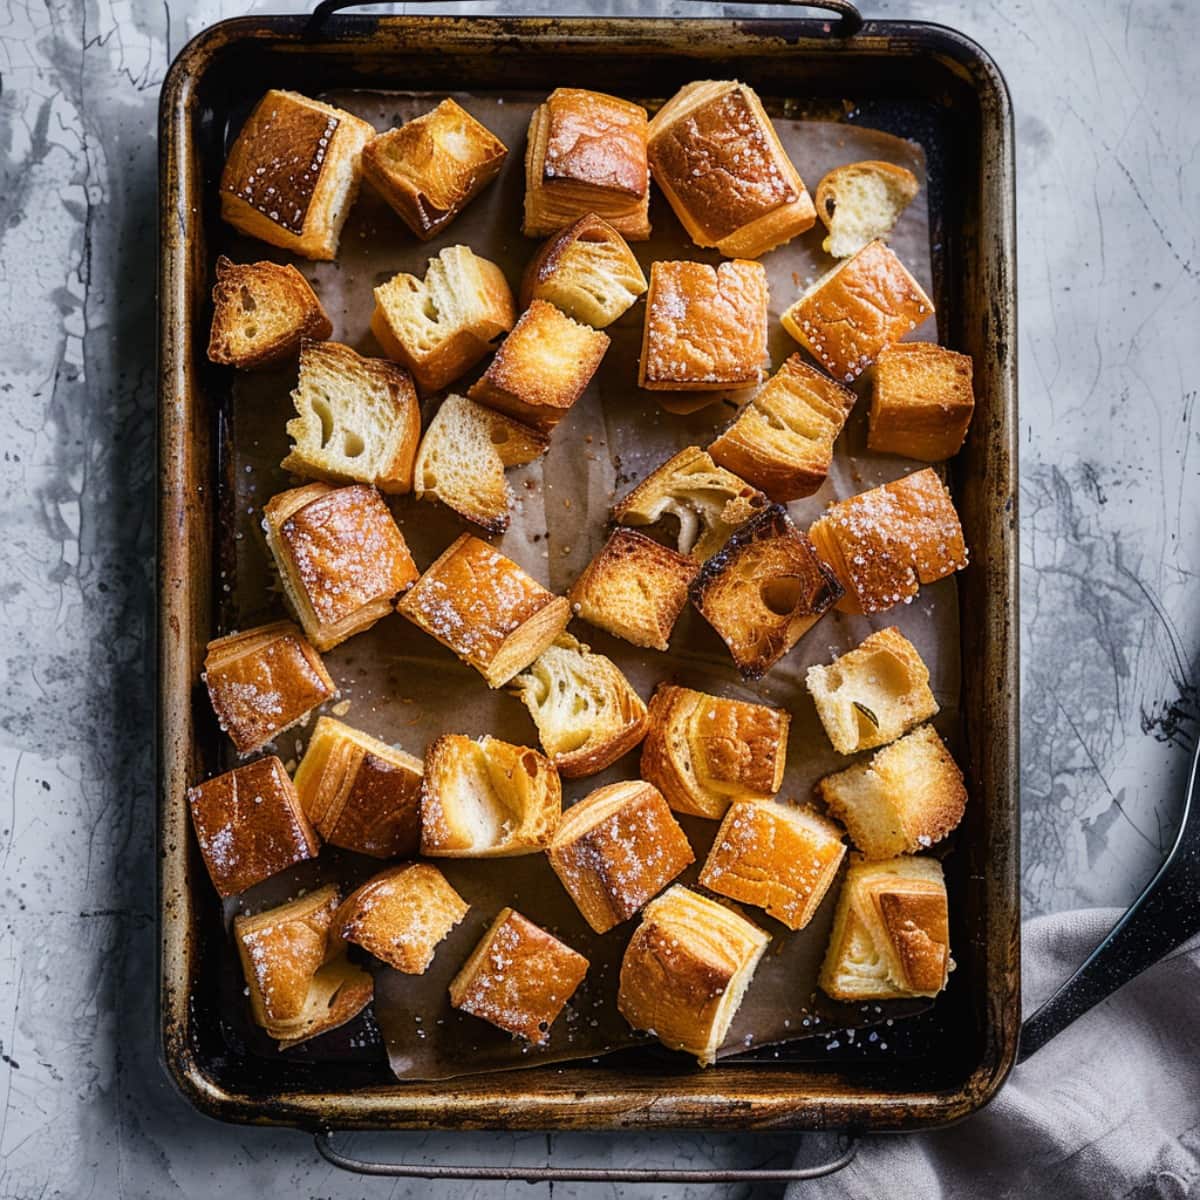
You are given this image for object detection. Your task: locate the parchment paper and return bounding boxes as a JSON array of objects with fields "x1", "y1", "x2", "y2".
[{"x1": 216, "y1": 91, "x2": 958, "y2": 1081}]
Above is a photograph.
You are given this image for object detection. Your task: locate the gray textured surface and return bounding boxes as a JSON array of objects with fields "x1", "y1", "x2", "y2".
[{"x1": 0, "y1": 0, "x2": 1196, "y2": 1196}]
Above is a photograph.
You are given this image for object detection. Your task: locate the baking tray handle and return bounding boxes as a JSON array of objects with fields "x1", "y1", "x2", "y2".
[
  {"x1": 306, "y1": 0, "x2": 864, "y2": 38},
  {"x1": 314, "y1": 1128, "x2": 858, "y2": 1181}
]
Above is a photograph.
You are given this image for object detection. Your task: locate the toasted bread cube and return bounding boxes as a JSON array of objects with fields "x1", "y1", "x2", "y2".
[
  {"x1": 207, "y1": 256, "x2": 332, "y2": 369},
  {"x1": 868, "y1": 342, "x2": 975, "y2": 461},
  {"x1": 202, "y1": 620, "x2": 336, "y2": 757},
  {"x1": 690, "y1": 505, "x2": 842, "y2": 679},
  {"x1": 398, "y1": 534, "x2": 571, "y2": 687},
  {"x1": 412, "y1": 394, "x2": 548, "y2": 534},
  {"x1": 263, "y1": 482, "x2": 419, "y2": 652},
  {"x1": 819, "y1": 854, "x2": 952, "y2": 1000},
  {"x1": 282, "y1": 340, "x2": 421, "y2": 494},
  {"x1": 234, "y1": 884, "x2": 373, "y2": 1048},
  {"x1": 421, "y1": 734, "x2": 561, "y2": 857},
  {"x1": 371, "y1": 245, "x2": 515, "y2": 394},
  {"x1": 805, "y1": 627, "x2": 938, "y2": 755},
  {"x1": 468, "y1": 299, "x2": 609, "y2": 432},
  {"x1": 219, "y1": 89, "x2": 375, "y2": 260},
  {"x1": 815, "y1": 160, "x2": 919, "y2": 259},
  {"x1": 817, "y1": 724, "x2": 966, "y2": 858},
  {"x1": 523, "y1": 89, "x2": 650, "y2": 239},
  {"x1": 509, "y1": 635, "x2": 648, "y2": 778},
  {"x1": 618, "y1": 885, "x2": 769, "y2": 1066},
  {"x1": 520, "y1": 213, "x2": 648, "y2": 328},
  {"x1": 807, "y1": 468, "x2": 968, "y2": 614},
  {"x1": 611, "y1": 446, "x2": 766, "y2": 561},
  {"x1": 699, "y1": 800, "x2": 846, "y2": 930},
  {"x1": 709, "y1": 354, "x2": 856, "y2": 502},
  {"x1": 639, "y1": 259, "x2": 768, "y2": 393},
  {"x1": 641, "y1": 684, "x2": 789, "y2": 819},
  {"x1": 335, "y1": 862, "x2": 468, "y2": 974},
  {"x1": 547, "y1": 780, "x2": 694, "y2": 933},
  {"x1": 450, "y1": 908, "x2": 589, "y2": 1043},
  {"x1": 292, "y1": 716, "x2": 423, "y2": 858},
  {"x1": 568, "y1": 528, "x2": 700, "y2": 652},
  {"x1": 187, "y1": 756, "x2": 319, "y2": 898},
  {"x1": 647, "y1": 80, "x2": 816, "y2": 258},
  {"x1": 362, "y1": 98, "x2": 507, "y2": 240}
]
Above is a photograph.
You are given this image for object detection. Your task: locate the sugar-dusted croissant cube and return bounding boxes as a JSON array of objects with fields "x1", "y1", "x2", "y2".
[
  {"x1": 618, "y1": 885, "x2": 769, "y2": 1066},
  {"x1": 202, "y1": 620, "x2": 336, "y2": 757},
  {"x1": 187, "y1": 756, "x2": 319, "y2": 898},
  {"x1": 508, "y1": 634, "x2": 648, "y2": 778},
  {"x1": 867, "y1": 342, "x2": 976, "y2": 461},
  {"x1": 641, "y1": 684, "x2": 789, "y2": 819},
  {"x1": 449, "y1": 908, "x2": 589, "y2": 1043},
  {"x1": 690, "y1": 504, "x2": 842, "y2": 679},
  {"x1": 699, "y1": 800, "x2": 845, "y2": 930},
  {"x1": 334, "y1": 861, "x2": 469, "y2": 974},
  {"x1": 807, "y1": 468, "x2": 968, "y2": 614},
  {"x1": 362, "y1": 98, "x2": 507, "y2": 240},
  {"x1": 292, "y1": 716, "x2": 423, "y2": 858},
  {"x1": 547, "y1": 780, "x2": 694, "y2": 933},
  {"x1": 647, "y1": 80, "x2": 816, "y2": 258},
  {"x1": 568, "y1": 528, "x2": 700, "y2": 652},
  {"x1": 234, "y1": 884, "x2": 373, "y2": 1048},
  {"x1": 819, "y1": 853, "x2": 953, "y2": 1000},
  {"x1": 781, "y1": 239, "x2": 933, "y2": 383},
  {"x1": 421, "y1": 734, "x2": 561, "y2": 857},
  {"x1": 709, "y1": 354, "x2": 856, "y2": 502},
  {"x1": 397, "y1": 533, "x2": 571, "y2": 688},
  {"x1": 805, "y1": 626, "x2": 938, "y2": 756},
  {"x1": 263, "y1": 482, "x2": 419, "y2": 652},
  {"x1": 817, "y1": 724, "x2": 966, "y2": 858},
  {"x1": 219, "y1": 89, "x2": 375, "y2": 261}
]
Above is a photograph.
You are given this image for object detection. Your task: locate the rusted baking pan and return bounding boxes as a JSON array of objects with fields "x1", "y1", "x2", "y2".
[{"x1": 158, "y1": 9, "x2": 1017, "y2": 1135}]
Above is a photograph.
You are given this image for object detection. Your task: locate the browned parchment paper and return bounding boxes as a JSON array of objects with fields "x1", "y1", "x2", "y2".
[{"x1": 215, "y1": 90, "x2": 955, "y2": 1081}]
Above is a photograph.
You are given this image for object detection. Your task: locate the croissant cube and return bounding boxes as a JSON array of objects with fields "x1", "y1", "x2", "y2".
[
  {"x1": 202, "y1": 620, "x2": 336, "y2": 757},
  {"x1": 807, "y1": 468, "x2": 968, "y2": 614},
  {"x1": 646, "y1": 80, "x2": 816, "y2": 258},
  {"x1": 234, "y1": 884, "x2": 373, "y2": 1048},
  {"x1": 263, "y1": 482, "x2": 419, "y2": 652},
  {"x1": 397, "y1": 533, "x2": 571, "y2": 687},
  {"x1": 817, "y1": 724, "x2": 966, "y2": 858},
  {"x1": 640, "y1": 684, "x2": 789, "y2": 819},
  {"x1": 867, "y1": 342, "x2": 976, "y2": 461},
  {"x1": 690, "y1": 504, "x2": 842, "y2": 679},
  {"x1": 509, "y1": 634, "x2": 648, "y2": 778},
  {"x1": 449, "y1": 908, "x2": 589, "y2": 1043},
  {"x1": 805, "y1": 626, "x2": 938, "y2": 756},
  {"x1": 334, "y1": 862, "x2": 469, "y2": 974},
  {"x1": 547, "y1": 780, "x2": 694, "y2": 933},
  {"x1": 618, "y1": 885, "x2": 769, "y2": 1066},
  {"x1": 362, "y1": 98, "x2": 507, "y2": 240},
  {"x1": 292, "y1": 716, "x2": 423, "y2": 858},
  {"x1": 568, "y1": 528, "x2": 700, "y2": 652},
  {"x1": 187, "y1": 756, "x2": 319, "y2": 898},
  {"x1": 219, "y1": 89, "x2": 375, "y2": 261},
  {"x1": 781, "y1": 239, "x2": 933, "y2": 383},
  {"x1": 421, "y1": 734, "x2": 562, "y2": 857},
  {"x1": 708, "y1": 354, "x2": 857, "y2": 502},
  {"x1": 638, "y1": 259, "x2": 768, "y2": 393},
  {"x1": 523, "y1": 88, "x2": 651, "y2": 239},
  {"x1": 699, "y1": 800, "x2": 846, "y2": 930},
  {"x1": 819, "y1": 854, "x2": 953, "y2": 1000},
  {"x1": 815, "y1": 160, "x2": 920, "y2": 259}
]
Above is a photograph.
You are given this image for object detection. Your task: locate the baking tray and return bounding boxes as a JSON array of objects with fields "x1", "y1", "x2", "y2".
[{"x1": 158, "y1": 10, "x2": 1018, "y2": 1136}]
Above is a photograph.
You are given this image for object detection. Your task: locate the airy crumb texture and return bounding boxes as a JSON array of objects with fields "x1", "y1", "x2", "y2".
[
  {"x1": 187, "y1": 756, "x2": 320, "y2": 898},
  {"x1": 815, "y1": 160, "x2": 920, "y2": 258},
  {"x1": 805, "y1": 626, "x2": 938, "y2": 755},
  {"x1": 867, "y1": 342, "x2": 976, "y2": 461},
  {"x1": 449, "y1": 908, "x2": 589, "y2": 1043},
  {"x1": 817, "y1": 724, "x2": 966, "y2": 858}
]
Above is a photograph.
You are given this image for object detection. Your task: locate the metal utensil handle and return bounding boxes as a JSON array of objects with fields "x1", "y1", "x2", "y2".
[
  {"x1": 314, "y1": 1128, "x2": 858, "y2": 1181},
  {"x1": 307, "y1": 0, "x2": 864, "y2": 37}
]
